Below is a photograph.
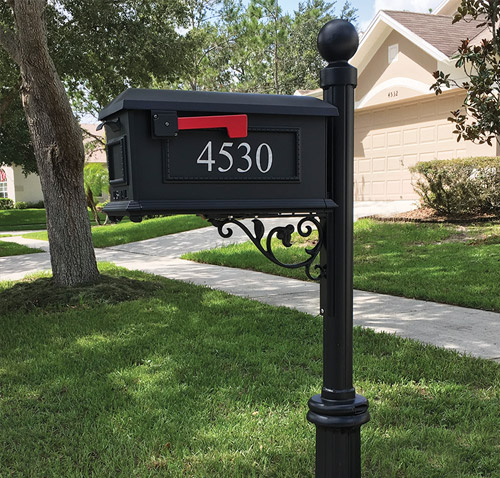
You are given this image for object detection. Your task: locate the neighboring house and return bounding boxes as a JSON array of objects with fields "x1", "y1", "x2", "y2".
[
  {"x1": 0, "y1": 123, "x2": 105, "y2": 204},
  {"x1": 0, "y1": 166, "x2": 43, "y2": 204},
  {"x1": 82, "y1": 123, "x2": 106, "y2": 163},
  {"x1": 300, "y1": 0, "x2": 496, "y2": 201}
]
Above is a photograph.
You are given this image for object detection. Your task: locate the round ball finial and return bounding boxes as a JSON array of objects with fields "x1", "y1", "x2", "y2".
[{"x1": 317, "y1": 19, "x2": 359, "y2": 63}]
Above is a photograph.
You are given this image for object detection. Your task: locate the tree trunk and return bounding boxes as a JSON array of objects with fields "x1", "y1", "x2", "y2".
[{"x1": 12, "y1": 0, "x2": 99, "y2": 286}]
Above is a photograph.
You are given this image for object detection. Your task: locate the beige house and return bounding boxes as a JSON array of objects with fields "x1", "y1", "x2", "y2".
[
  {"x1": 302, "y1": 0, "x2": 497, "y2": 201},
  {"x1": 0, "y1": 124, "x2": 105, "y2": 205},
  {"x1": 0, "y1": 165, "x2": 43, "y2": 204}
]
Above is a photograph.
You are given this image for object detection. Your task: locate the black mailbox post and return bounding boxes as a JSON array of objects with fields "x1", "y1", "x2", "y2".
[
  {"x1": 100, "y1": 19, "x2": 368, "y2": 478},
  {"x1": 99, "y1": 90, "x2": 338, "y2": 219}
]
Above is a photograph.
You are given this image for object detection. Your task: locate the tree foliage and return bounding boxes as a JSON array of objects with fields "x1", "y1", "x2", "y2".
[
  {"x1": 0, "y1": 91, "x2": 36, "y2": 174},
  {"x1": 0, "y1": 42, "x2": 35, "y2": 174},
  {"x1": 431, "y1": 0, "x2": 500, "y2": 146},
  {"x1": 162, "y1": 0, "x2": 233, "y2": 92},
  {"x1": 46, "y1": 0, "x2": 194, "y2": 115},
  {"x1": 164, "y1": 0, "x2": 357, "y2": 95},
  {"x1": 280, "y1": 0, "x2": 357, "y2": 94},
  {"x1": 1, "y1": 0, "x2": 194, "y2": 106}
]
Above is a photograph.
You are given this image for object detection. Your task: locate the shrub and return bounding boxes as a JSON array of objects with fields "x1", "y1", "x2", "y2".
[
  {"x1": 14, "y1": 201, "x2": 28, "y2": 209},
  {"x1": 0, "y1": 198, "x2": 14, "y2": 210},
  {"x1": 27, "y1": 200, "x2": 44, "y2": 209},
  {"x1": 410, "y1": 157, "x2": 500, "y2": 215},
  {"x1": 84, "y1": 163, "x2": 109, "y2": 225},
  {"x1": 84, "y1": 163, "x2": 108, "y2": 198}
]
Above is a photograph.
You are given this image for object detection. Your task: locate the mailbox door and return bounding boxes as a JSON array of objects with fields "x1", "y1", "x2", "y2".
[{"x1": 127, "y1": 110, "x2": 327, "y2": 202}]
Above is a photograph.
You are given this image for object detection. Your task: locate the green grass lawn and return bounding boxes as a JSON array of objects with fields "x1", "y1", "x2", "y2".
[
  {"x1": 0, "y1": 265, "x2": 498, "y2": 477},
  {"x1": 184, "y1": 219, "x2": 500, "y2": 312},
  {"x1": 0, "y1": 208, "x2": 106, "y2": 231},
  {"x1": 23, "y1": 214, "x2": 209, "y2": 248},
  {"x1": 0, "y1": 239, "x2": 43, "y2": 257}
]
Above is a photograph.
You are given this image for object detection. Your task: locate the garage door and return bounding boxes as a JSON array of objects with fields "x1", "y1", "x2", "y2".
[{"x1": 353, "y1": 91, "x2": 496, "y2": 201}]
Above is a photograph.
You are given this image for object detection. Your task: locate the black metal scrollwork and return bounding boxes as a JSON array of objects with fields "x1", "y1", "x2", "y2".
[{"x1": 207, "y1": 215, "x2": 325, "y2": 280}]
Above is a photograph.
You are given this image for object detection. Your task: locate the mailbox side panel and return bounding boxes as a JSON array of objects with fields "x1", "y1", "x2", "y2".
[{"x1": 105, "y1": 112, "x2": 135, "y2": 203}]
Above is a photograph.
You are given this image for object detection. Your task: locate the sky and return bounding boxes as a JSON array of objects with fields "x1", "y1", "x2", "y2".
[{"x1": 278, "y1": 0, "x2": 444, "y2": 31}]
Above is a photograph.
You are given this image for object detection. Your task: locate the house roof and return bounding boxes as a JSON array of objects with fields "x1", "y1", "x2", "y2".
[
  {"x1": 383, "y1": 10, "x2": 486, "y2": 57},
  {"x1": 353, "y1": 8, "x2": 489, "y2": 75}
]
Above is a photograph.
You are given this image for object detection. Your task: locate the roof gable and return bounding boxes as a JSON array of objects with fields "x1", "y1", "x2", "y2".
[
  {"x1": 384, "y1": 10, "x2": 486, "y2": 57},
  {"x1": 355, "y1": 29, "x2": 438, "y2": 109},
  {"x1": 354, "y1": 11, "x2": 445, "y2": 75},
  {"x1": 353, "y1": 9, "x2": 489, "y2": 76},
  {"x1": 351, "y1": 8, "x2": 489, "y2": 110}
]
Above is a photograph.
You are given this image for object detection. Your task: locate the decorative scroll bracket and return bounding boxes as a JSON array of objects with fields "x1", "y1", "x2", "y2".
[{"x1": 207, "y1": 215, "x2": 326, "y2": 281}]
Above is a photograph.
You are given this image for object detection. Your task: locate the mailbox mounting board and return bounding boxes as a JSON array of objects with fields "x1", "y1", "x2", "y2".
[{"x1": 99, "y1": 89, "x2": 338, "y2": 218}]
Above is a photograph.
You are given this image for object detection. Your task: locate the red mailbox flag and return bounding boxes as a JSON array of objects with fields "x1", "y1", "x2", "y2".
[{"x1": 178, "y1": 114, "x2": 248, "y2": 138}]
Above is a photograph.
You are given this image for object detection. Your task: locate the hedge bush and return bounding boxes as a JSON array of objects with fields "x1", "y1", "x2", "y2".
[
  {"x1": 410, "y1": 157, "x2": 500, "y2": 215},
  {"x1": 27, "y1": 200, "x2": 44, "y2": 209},
  {"x1": 0, "y1": 198, "x2": 14, "y2": 210},
  {"x1": 14, "y1": 201, "x2": 28, "y2": 209}
]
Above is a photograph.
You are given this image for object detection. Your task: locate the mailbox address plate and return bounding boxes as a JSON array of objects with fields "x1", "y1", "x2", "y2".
[{"x1": 162, "y1": 127, "x2": 300, "y2": 182}]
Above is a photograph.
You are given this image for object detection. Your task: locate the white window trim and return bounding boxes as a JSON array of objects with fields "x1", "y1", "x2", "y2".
[{"x1": 0, "y1": 182, "x2": 8, "y2": 198}]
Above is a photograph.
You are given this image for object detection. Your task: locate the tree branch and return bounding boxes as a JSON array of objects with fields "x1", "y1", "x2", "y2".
[{"x1": 81, "y1": 126, "x2": 105, "y2": 146}]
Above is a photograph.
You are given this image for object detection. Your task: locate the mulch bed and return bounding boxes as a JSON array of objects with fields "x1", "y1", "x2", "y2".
[{"x1": 365, "y1": 207, "x2": 500, "y2": 224}]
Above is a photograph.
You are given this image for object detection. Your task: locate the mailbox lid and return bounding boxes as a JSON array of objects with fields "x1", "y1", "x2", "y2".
[{"x1": 98, "y1": 89, "x2": 338, "y2": 120}]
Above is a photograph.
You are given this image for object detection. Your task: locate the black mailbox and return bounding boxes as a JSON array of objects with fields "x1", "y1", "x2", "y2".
[{"x1": 99, "y1": 89, "x2": 338, "y2": 219}]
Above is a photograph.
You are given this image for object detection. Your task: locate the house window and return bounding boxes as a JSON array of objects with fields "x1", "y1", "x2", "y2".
[
  {"x1": 388, "y1": 44, "x2": 399, "y2": 64},
  {"x1": 0, "y1": 169, "x2": 7, "y2": 198}
]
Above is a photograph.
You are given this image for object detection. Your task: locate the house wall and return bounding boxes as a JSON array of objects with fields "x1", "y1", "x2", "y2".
[
  {"x1": 82, "y1": 123, "x2": 106, "y2": 163},
  {"x1": 354, "y1": 90, "x2": 496, "y2": 201},
  {"x1": 13, "y1": 166, "x2": 43, "y2": 203},
  {"x1": 0, "y1": 165, "x2": 44, "y2": 203},
  {"x1": 356, "y1": 30, "x2": 438, "y2": 109}
]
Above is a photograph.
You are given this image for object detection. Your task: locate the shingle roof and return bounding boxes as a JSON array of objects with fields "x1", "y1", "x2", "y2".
[{"x1": 383, "y1": 10, "x2": 487, "y2": 57}]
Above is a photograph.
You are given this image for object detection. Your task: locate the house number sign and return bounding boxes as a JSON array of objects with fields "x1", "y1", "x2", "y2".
[{"x1": 162, "y1": 127, "x2": 300, "y2": 182}]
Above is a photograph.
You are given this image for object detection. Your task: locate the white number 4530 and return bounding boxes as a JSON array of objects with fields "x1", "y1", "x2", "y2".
[{"x1": 196, "y1": 141, "x2": 273, "y2": 174}]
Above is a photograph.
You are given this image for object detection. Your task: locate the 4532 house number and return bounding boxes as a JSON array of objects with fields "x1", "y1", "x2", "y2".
[
  {"x1": 196, "y1": 141, "x2": 273, "y2": 174},
  {"x1": 387, "y1": 91, "x2": 398, "y2": 98}
]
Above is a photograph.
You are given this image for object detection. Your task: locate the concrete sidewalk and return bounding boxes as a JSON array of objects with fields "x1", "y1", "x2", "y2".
[{"x1": 1, "y1": 212, "x2": 499, "y2": 361}]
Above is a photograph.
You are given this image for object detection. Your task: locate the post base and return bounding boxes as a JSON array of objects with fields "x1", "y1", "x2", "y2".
[{"x1": 307, "y1": 394, "x2": 369, "y2": 477}]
